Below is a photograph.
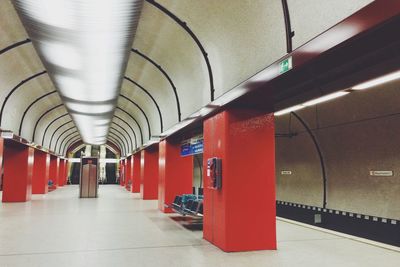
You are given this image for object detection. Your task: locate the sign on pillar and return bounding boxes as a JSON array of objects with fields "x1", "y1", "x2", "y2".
[{"x1": 203, "y1": 109, "x2": 276, "y2": 252}]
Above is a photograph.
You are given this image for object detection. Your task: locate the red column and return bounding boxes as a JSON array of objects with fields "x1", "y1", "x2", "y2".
[
  {"x1": 203, "y1": 109, "x2": 276, "y2": 252},
  {"x1": 62, "y1": 160, "x2": 68, "y2": 185},
  {"x1": 125, "y1": 156, "x2": 132, "y2": 191},
  {"x1": 140, "y1": 146, "x2": 159, "y2": 200},
  {"x1": 132, "y1": 152, "x2": 141, "y2": 193},
  {"x1": 32, "y1": 150, "x2": 50, "y2": 194},
  {"x1": 58, "y1": 159, "x2": 65, "y2": 187},
  {"x1": 2, "y1": 141, "x2": 34, "y2": 202},
  {"x1": 119, "y1": 159, "x2": 125, "y2": 186},
  {"x1": 49, "y1": 156, "x2": 59, "y2": 190},
  {"x1": 0, "y1": 138, "x2": 3, "y2": 191},
  {"x1": 158, "y1": 139, "x2": 193, "y2": 213}
]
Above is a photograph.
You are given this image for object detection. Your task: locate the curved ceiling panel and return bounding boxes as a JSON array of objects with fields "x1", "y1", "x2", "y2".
[
  {"x1": 287, "y1": 0, "x2": 374, "y2": 50},
  {"x1": 114, "y1": 108, "x2": 143, "y2": 146},
  {"x1": 131, "y1": 2, "x2": 210, "y2": 119},
  {"x1": 0, "y1": 0, "x2": 27, "y2": 49},
  {"x1": 3, "y1": 74, "x2": 57, "y2": 133},
  {"x1": 42, "y1": 115, "x2": 73, "y2": 149},
  {"x1": 33, "y1": 105, "x2": 69, "y2": 144},
  {"x1": 121, "y1": 79, "x2": 162, "y2": 135},
  {"x1": 112, "y1": 116, "x2": 138, "y2": 150},
  {"x1": 117, "y1": 96, "x2": 150, "y2": 143},
  {"x1": 0, "y1": 46, "x2": 45, "y2": 117},
  {"x1": 126, "y1": 50, "x2": 179, "y2": 129},
  {"x1": 157, "y1": 0, "x2": 287, "y2": 98}
]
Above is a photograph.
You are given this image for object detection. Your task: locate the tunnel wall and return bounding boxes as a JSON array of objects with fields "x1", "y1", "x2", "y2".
[{"x1": 276, "y1": 80, "x2": 400, "y2": 221}]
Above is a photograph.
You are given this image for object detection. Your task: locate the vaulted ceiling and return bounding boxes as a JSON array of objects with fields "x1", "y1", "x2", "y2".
[{"x1": 0, "y1": 0, "x2": 373, "y2": 156}]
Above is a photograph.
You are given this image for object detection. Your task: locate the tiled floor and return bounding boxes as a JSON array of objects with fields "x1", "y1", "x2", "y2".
[{"x1": 0, "y1": 185, "x2": 399, "y2": 267}]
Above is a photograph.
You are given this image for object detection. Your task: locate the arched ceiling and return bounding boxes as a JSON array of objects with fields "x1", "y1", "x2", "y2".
[{"x1": 0, "y1": 0, "x2": 374, "y2": 157}]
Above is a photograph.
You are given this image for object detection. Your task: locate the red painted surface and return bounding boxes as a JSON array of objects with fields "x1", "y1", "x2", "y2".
[
  {"x1": 49, "y1": 156, "x2": 59, "y2": 190},
  {"x1": 2, "y1": 141, "x2": 34, "y2": 202},
  {"x1": 58, "y1": 159, "x2": 65, "y2": 187},
  {"x1": 125, "y1": 157, "x2": 132, "y2": 191},
  {"x1": 64, "y1": 160, "x2": 69, "y2": 185},
  {"x1": 203, "y1": 109, "x2": 276, "y2": 252},
  {"x1": 0, "y1": 138, "x2": 3, "y2": 191},
  {"x1": 132, "y1": 152, "x2": 141, "y2": 193},
  {"x1": 158, "y1": 139, "x2": 193, "y2": 213},
  {"x1": 119, "y1": 160, "x2": 125, "y2": 186},
  {"x1": 140, "y1": 146, "x2": 159, "y2": 200},
  {"x1": 32, "y1": 150, "x2": 50, "y2": 194}
]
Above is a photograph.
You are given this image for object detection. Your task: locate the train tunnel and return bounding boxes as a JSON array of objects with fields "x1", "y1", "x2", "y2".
[{"x1": 0, "y1": 0, "x2": 399, "y2": 266}]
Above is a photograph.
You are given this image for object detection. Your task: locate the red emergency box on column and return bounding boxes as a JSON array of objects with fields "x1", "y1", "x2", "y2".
[
  {"x1": 49, "y1": 155, "x2": 59, "y2": 190},
  {"x1": 1, "y1": 137, "x2": 34, "y2": 202},
  {"x1": 32, "y1": 150, "x2": 50, "y2": 194},
  {"x1": 158, "y1": 139, "x2": 193, "y2": 213},
  {"x1": 131, "y1": 152, "x2": 141, "y2": 193},
  {"x1": 203, "y1": 109, "x2": 276, "y2": 252},
  {"x1": 140, "y1": 145, "x2": 159, "y2": 200}
]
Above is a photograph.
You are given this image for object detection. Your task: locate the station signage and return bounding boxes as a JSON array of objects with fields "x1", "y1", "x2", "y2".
[{"x1": 181, "y1": 135, "x2": 203, "y2": 157}]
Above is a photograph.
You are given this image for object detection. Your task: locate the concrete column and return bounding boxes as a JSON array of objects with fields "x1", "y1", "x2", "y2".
[
  {"x1": 203, "y1": 109, "x2": 276, "y2": 252},
  {"x1": 158, "y1": 139, "x2": 193, "y2": 213},
  {"x1": 2, "y1": 140, "x2": 34, "y2": 202},
  {"x1": 32, "y1": 150, "x2": 50, "y2": 194},
  {"x1": 140, "y1": 146, "x2": 159, "y2": 200}
]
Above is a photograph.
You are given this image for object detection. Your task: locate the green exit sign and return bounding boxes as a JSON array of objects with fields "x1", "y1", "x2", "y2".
[{"x1": 279, "y1": 56, "x2": 293, "y2": 74}]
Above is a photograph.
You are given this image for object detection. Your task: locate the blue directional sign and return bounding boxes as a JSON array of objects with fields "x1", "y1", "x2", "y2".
[{"x1": 180, "y1": 137, "x2": 203, "y2": 157}]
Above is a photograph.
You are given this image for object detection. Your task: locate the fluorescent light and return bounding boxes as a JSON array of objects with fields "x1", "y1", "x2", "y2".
[
  {"x1": 352, "y1": 70, "x2": 400, "y2": 90},
  {"x1": 302, "y1": 91, "x2": 349, "y2": 106},
  {"x1": 14, "y1": 0, "x2": 144, "y2": 145},
  {"x1": 274, "y1": 105, "x2": 305, "y2": 116}
]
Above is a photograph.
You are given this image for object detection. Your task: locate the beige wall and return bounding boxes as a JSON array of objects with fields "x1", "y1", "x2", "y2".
[{"x1": 276, "y1": 80, "x2": 400, "y2": 220}]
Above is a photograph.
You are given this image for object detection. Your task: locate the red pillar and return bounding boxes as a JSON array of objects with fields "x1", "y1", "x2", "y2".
[
  {"x1": 119, "y1": 159, "x2": 125, "y2": 186},
  {"x1": 125, "y1": 156, "x2": 132, "y2": 191},
  {"x1": 132, "y1": 152, "x2": 141, "y2": 193},
  {"x1": 203, "y1": 109, "x2": 276, "y2": 252},
  {"x1": 49, "y1": 156, "x2": 59, "y2": 190},
  {"x1": 32, "y1": 150, "x2": 50, "y2": 194},
  {"x1": 158, "y1": 139, "x2": 193, "y2": 213},
  {"x1": 2, "y1": 140, "x2": 34, "y2": 202},
  {"x1": 64, "y1": 159, "x2": 69, "y2": 185},
  {"x1": 58, "y1": 159, "x2": 65, "y2": 187},
  {"x1": 140, "y1": 146, "x2": 159, "y2": 200}
]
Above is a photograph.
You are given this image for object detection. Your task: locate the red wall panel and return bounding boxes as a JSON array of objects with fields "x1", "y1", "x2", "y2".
[
  {"x1": 2, "y1": 142, "x2": 34, "y2": 202},
  {"x1": 49, "y1": 156, "x2": 59, "y2": 190},
  {"x1": 203, "y1": 109, "x2": 276, "y2": 252},
  {"x1": 140, "y1": 147, "x2": 159, "y2": 200},
  {"x1": 132, "y1": 152, "x2": 141, "y2": 193},
  {"x1": 158, "y1": 139, "x2": 193, "y2": 213},
  {"x1": 32, "y1": 150, "x2": 50, "y2": 194}
]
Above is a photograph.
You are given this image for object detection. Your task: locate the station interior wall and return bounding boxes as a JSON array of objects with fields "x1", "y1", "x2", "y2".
[{"x1": 275, "y1": 79, "x2": 400, "y2": 220}]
